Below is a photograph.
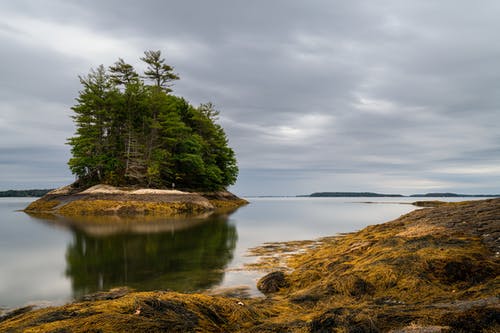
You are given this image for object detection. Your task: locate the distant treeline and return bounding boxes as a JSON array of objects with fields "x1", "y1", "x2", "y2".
[
  {"x1": 0, "y1": 189, "x2": 53, "y2": 197},
  {"x1": 309, "y1": 192, "x2": 403, "y2": 197},
  {"x1": 306, "y1": 192, "x2": 500, "y2": 198},
  {"x1": 409, "y1": 193, "x2": 500, "y2": 197}
]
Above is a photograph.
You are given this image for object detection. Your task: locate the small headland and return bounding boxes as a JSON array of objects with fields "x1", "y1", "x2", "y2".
[
  {"x1": 24, "y1": 184, "x2": 248, "y2": 217},
  {"x1": 4, "y1": 198, "x2": 498, "y2": 332}
]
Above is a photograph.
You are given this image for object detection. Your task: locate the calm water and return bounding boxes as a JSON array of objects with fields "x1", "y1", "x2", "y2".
[{"x1": 0, "y1": 196, "x2": 484, "y2": 309}]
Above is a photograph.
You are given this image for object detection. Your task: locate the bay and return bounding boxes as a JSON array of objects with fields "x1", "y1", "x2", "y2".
[{"x1": 0, "y1": 196, "x2": 484, "y2": 310}]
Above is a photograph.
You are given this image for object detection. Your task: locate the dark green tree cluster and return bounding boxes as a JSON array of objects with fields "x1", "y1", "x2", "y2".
[
  {"x1": 0, "y1": 189, "x2": 53, "y2": 197},
  {"x1": 67, "y1": 51, "x2": 238, "y2": 190}
]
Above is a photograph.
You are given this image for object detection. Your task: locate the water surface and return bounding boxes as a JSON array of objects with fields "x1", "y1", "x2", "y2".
[{"x1": 0, "y1": 196, "x2": 482, "y2": 309}]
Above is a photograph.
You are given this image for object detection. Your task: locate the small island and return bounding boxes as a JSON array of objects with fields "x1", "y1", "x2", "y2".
[{"x1": 25, "y1": 51, "x2": 246, "y2": 217}]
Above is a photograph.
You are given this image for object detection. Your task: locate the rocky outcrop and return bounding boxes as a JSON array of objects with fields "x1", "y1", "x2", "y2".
[{"x1": 24, "y1": 184, "x2": 248, "y2": 217}]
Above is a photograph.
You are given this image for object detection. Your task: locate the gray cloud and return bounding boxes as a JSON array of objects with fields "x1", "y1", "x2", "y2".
[{"x1": 0, "y1": 1, "x2": 499, "y2": 195}]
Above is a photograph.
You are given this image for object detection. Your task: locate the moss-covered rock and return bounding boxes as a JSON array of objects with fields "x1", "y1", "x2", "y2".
[
  {"x1": 257, "y1": 271, "x2": 289, "y2": 294},
  {"x1": 24, "y1": 184, "x2": 248, "y2": 217},
  {"x1": 0, "y1": 291, "x2": 262, "y2": 333}
]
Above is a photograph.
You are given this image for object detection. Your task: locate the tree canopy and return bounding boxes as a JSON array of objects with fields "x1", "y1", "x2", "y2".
[{"x1": 67, "y1": 51, "x2": 238, "y2": 191}]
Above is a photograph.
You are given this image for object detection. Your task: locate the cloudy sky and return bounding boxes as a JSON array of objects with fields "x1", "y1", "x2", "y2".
[{"x1": 1, "y1": 1, "x2": 499, "y2": 195}]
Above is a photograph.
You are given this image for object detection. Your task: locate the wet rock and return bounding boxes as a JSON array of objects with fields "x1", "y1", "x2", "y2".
[
  {"x1": 257, "y1": 271, "x2": 289, "y2": 294},
  {"x1": 426, "y1": 258, "x2": 495, "y2": 285},
  {"x1": 290, "y1": 292, "x2": 321, "y2": 304},
  {"x1": 0, "y1": 305, "x2": 34, "y2": 323},
  {"x1": 81, "y1": 287, "x2": 132, "y2": 301},
  {"x1": 412, "y1": 201, "x2": 447, "y2": 207},
  {"x1": 349, "y1": 277, "x2": 375, "y2": 297},
  {"x1": 440, "y1": 307, "x2": 500, "y2": 332},
  {"x1": 32, "y1": 309, "x2": 95, "y2": 325},
  {"x1": 310, "y1": 308, "x2": 379, "y2": 333}
]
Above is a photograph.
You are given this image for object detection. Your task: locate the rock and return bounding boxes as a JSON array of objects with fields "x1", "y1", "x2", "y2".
[
  {"x1": 348, "y1": 276, "x2": 375, "y2": 297},
  {"x1": 412, "y1": 200, "x2": 447, "y2": 207},
  {"x1": 0, "y1": 305, "x2": 34, "y2": 323},
  {"x1": 24, "y1": 184, "x2": 247, "y2": 217},
  {"x1": 257, "y1": 271, "x2": 289, "y2": 294},
  {"x1": 81, "y1": 287, "x2": 132, "y2": 302},
  {"x1": 310, "y1": 308, "x2": 377, "y2": 333}
]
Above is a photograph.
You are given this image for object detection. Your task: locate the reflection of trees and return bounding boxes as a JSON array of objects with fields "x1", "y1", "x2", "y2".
[{"x1": 64, "y1": 215, "x2": 237, "y2": 299}]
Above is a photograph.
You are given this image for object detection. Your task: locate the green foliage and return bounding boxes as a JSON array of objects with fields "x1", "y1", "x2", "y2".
[
  {"x1": 141, "y1": 50, "x2": 179, "y2": 92},
  {"x1": 67, "y1": 51, "x2": 238, "y2": 190}
]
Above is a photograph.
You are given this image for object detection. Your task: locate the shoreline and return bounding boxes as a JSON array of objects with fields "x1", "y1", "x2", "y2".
[
  {"x1": 24, "y1": 184, "x2": 248, "y2": 217},
  {"x1": 2, "y1": 198, "x2": 499, "y2": 332}
]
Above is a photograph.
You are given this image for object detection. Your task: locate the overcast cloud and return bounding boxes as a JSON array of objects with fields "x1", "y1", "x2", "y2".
[{"x1": 1, "y1": 0, "x2": 499, "y2": 195}]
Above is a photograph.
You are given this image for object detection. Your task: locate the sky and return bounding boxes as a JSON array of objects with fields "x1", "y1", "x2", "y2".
[{"x1": 1, "y1": 1, "x2": 499, "y2": 196}]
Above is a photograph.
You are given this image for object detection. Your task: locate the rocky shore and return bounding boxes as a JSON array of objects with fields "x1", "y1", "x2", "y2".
[
  {"x1": 3, "y1": 198, "x2": 499, "y2": 332},
  {"x1": 24, "y1": 184, "x2": 248, "y2": 216}
]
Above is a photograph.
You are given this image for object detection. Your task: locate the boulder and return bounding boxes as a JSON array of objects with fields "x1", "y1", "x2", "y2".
[{"x1": 257, "y1": 271, "x2": 289, "y2": 294}]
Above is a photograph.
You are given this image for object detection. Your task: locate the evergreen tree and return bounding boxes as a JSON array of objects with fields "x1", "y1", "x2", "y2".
[
  {"x1": 109, "y1": 59, "x2": 149, "y2": 184},
  {"x1": 109, "y1": 58, "x2": 139, "y2": 86},
  {"x1": 68, "y1": 65, "x2": 116, "y2": 184},
  {"x1": 140, "y1": 50, "x2": 179, "y2": 92},
  {"x1": 67, "y1": 51, "x2": 238, "y2": 191}
]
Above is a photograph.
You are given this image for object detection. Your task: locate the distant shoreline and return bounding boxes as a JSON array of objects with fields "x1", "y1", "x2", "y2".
[
  {"x1": 304, "y1": 191, "x2": 500, "y2": 198},
  {"x1": 2, "y1": 189, "x2": 500, "y2": 198},
  {"x1": 0, "y1": 189, "x2": 53, "y2": 197},
  {"x1": 245, "y1": 192, "x2": 500, "y2": 198}
]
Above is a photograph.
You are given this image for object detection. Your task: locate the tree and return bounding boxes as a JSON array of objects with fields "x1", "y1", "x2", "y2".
[
  {"x1": 140, "y1": 50, "x2": 179, "y2": 167},
  {"x1": 140, "y1": 50, "x2": 179, "y2": 92},
  {"x1": 108, "y1": 60, "x2": 149, "y2": 183},
  {"x1": 68, "y1": 65, "x2": 115, "y2": 184},
  {"x1": 109, "y1": 58, "x2": 139, "y2": 86},
  {"x1": 67, "y1": 51, "x2": 238, "y2": 191}
]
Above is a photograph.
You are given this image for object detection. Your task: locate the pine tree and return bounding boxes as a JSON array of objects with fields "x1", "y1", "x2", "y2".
[
  {"x1": 68, "y1": 65, "x2": 115, "y2": 184},
  {"x1": 109, "y1": 59, "x2": 148, "y2": 183},
  {"x1": 109, "y1": 58, "x2": 139, "y2": 86},
  {"x1": 67, "y1": 51, "x2": 238, "y2": 191},
  {"x1": 140, "y1": 50, "x2": 179, "y2": 92}
]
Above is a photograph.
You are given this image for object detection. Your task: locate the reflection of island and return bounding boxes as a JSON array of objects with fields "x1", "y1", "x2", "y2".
[
  {"x1": 28, "y1": 213, "x2": 237, "y2": 299},
  {"x1": 26, "y1": 212, "x2": 220, "y2": 237}
]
